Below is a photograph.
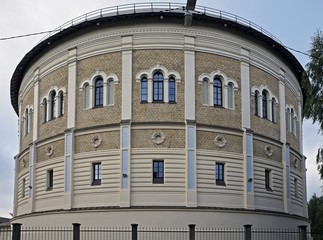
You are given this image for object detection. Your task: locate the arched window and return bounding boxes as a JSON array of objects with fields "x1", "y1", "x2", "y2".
[
  {"x1": 153, "y1": 72, "x2": 164, "y2": 102},
  {"x1": 286, "y1": 108, "x2": 290, "y2": 131},
  {"x1": 107, "y1": 79, "x2": 114, "y2": 105},
  {"x1": 95, "y1": 77, "x2": 104, "y2": 107},
  {"x1": 24, "y1": 108, "x2": 29, "y2": 135},
  {"x1": 49, "y1": 90, "x2": 56, "y2": 120},
  {"x1": 227, "y1": 82, "x2": 234, "y2": 109},
  {"x1": 43, "y1": 98, "x2": 47, "y2": 123},
  {"x1": 58, "y1": 91, "x2": 64, "y2": 117},
  {"x1": 262, "y1": 90, "x2": 268, "y2": 119},
  {"x1": 83, "y1": 83, "x2": 90, "y2": 109},
  {"x1": 213, "y1": 77, "x2": 222, "y2": 107},
  {"x1": 271, "y1": 98, "x2": 276, "y2": 123},
  {"x1": 291, "y1": 108, "x2": 295, "y2": 134},
  {"x1": 202, "y1": 78, "x2": 209, "y2": 105},
  {"x1": 254, "y1": 91, "x2": 259, "y2": 116},
  {"x1": 141, "y1": 77, "x2": 148, "y2": 102},
  {"x1": 169, "y1": 77, "x2": 176, "y2": 103}
]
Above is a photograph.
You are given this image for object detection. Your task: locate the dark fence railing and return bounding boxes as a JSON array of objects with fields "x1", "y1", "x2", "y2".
[{"x1": 7, "y1": 223, "x2": 323, "y2": 240}]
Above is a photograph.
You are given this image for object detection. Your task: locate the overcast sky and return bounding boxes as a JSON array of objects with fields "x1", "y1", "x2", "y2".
[{"x1": 1, "y1": 0, "x2": 323, "y2": 218}]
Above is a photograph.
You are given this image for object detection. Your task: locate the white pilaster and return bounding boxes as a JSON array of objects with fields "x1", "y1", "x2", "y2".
[
  {"x1": 244, "y1": 129, "x2": 254, "y2": 209},
  {"x1": 240, "y1": 48, "x2": 250, "y2": 129},
  {"x1": 279, "y1": 70, "x2": 286, "y2": 143},
  {"x1": 28, "y1": 145, "x2": 36, "y2": 213},
  {"x1": 184, "y1": 36, "x2": 195, "y2": 121},
  {"x1": 64, "y1": 130, "x2": 74, "y2": 209},
  {"x1": 121, "y1": 36, "x2": 133, "y2": 120},
  {"x1": 67, "y1": 47, "x2": 77, "y2": 129},
  {"x1": 13, "y1": 155, "x2": 19, "y2": 217},
  {"x1": 302, "y1": 156, "x2": 308, "y2": 217},
  {"x1": 184, "y1": 36, "x2": 197, "y2": 206},
  {"x1": 283, "y1": 144, "x2": 291, "y2": 213},
  {"x1": 33, "y1": 68, "x2": 40, "y2": 141},
  {"x1": 120, "y1": 36, "x2": 133, "y2": 207},
  {"x1": 18, "y1": 96, "x2": 23, "y2": 152},
  {"x1": 297, "y1": 93, "x2": 303, "y2": 154}
]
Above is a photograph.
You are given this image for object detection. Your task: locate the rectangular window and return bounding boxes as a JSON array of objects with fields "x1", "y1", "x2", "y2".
[
  {"x1": 22, "y1": 178, "x2": 26, "y2": 198},
  {"x1": 141, "y1": 78, "x2": 148, "y2": 102},
  {"x1": 47, "y1": 169, "x2": 53, "y2": 191},
  {"x1": 153, "y1": 160, "x2": 164, "y2": 184},
  {"x1": 265, "y1": 169, "x2": 272, "y2": 191},
  {"x1": 92, "y1": 162, "x2": 102, "y2": 185},
  {"x1": 215, "y1": 163, "x2": 226, "y2": 186},
  {"x1": 169, "y1": 79, "x2": 176, "y2": 103}
]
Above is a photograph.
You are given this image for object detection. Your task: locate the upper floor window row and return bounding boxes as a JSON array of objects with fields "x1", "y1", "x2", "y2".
[
  {"x1": 80, "y1": 71, "x2": 119, "y2": 109},
  {"x1": 198, "y1": 71, "x2": 239, "y2": 109},
  {"x1": 252, "y1": 86, "x2": 278, "y2": 123},
  {"x1": 286, "y1": 105, "x2": 298, "y2": 136},
  {"x1": 41, "y1": 87, "x2": 66, "y2": 123},
  {"x1": 23, "y1": 106, "x2": 33, "y2": 136},
  {"x1": 136, "y1": 65, "x2": 181, "y2": 103}
]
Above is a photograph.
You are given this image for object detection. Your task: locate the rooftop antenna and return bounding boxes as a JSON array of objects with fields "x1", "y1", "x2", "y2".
[{"x1": 184, "y1": 0, "x2": 197, "y2": 27}]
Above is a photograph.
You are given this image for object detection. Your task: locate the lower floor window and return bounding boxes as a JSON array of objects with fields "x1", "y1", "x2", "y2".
[
  {"x1": 215, "y1": 162, "x2": 226, "y2": 186},
  {"x1": 92, "y1": 162, "x2": 102, "y2": 185},
  {"x1": 265, "y1": 169, "x2": 272, "y2": 191},
  {"x1": 153, "y1": 160, "x2": 164, "y2": 184},
  {"x1": 47, "y1": 169, "x2": 53, "y2": 191}
]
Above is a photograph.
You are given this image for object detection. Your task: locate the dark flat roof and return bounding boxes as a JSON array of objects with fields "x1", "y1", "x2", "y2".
[{"x1": 10, "y1": 3, "x2": 305, "y2": 115}]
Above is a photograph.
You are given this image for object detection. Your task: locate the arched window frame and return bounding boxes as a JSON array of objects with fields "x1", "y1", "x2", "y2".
[
  {"x1": 153, "y1": 72, "x2": 164, "y2": 102},
  {"x1": 251, "y1": 86, "x2": 278, "y2": 122},
  {"x1": 262, "y1": 90, "x2": 269, "y2": 119},
  {"x1": 42, "y1": 98, "x2": 48, "y2": 123},
  {"x1": 24, "y1": 108, "x2": 29, "y2": 135},
  {"x1": 80, "y1": 71, "x2": 118, "y2": 109},
  {"x1": 168, "y1": 76, "x2": 176, "y2": 103},
  {"x1": 213, "y1": 77, "x2": 223, "y2": 107},
  {"x1": 94, "y1": 77, "x2": 104, "y2": 107},
  {"x1": 198, "y1": 71, "x2": 239, "y2": 109},
  {"x1": 135, "y1": 65, "x2": 181, "y2": 103},
  {"x1": 57, "y1": 91, "x2": 64, "y2": 117},
  {"x1": 49, "y1": 90, "x2": 57, "y2": 120},
  {"x1": 140, "y1": 76, "x2": 148, "y2": 103}
]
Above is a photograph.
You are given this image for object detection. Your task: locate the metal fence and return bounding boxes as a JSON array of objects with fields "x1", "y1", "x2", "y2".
[{"x1": 7, "y1": 223, "x2": 323, "y2": 240}]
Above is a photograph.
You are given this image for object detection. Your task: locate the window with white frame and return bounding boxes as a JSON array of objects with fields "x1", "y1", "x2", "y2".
[
  {"x1": 24, "y1": 108, "x2": 29, "y2": 135},
  {"x1": 80, "y1": 72, "x2": 118, "y2": 109},
  {"x1": 23, "y1": 107, "x2": 33, "y2": 135},
  {"x1": 42, "y1": 98, "x2": 47, "y2": 123},
  {"x1": 286, "y1": 105, "x2": 297, "y2": 135},
  {"x1": 58, "y1": 91, "x2": 64, "y2": 117},
  {"x1": 136, "y1": 65, "x2": 181, "y2": 104},
  {"x1": 92, "y1": 162, "x2": 102, "y2": 186},
  {"x1": 198, "y1": 71, "x2": 238, "y2": 109},
  {"x1": 215, "y1": 162, "x2": 226, "y2": 186},
  {"x1": 252, "y1": 86, "x2": 278, "y2": 123},
  {"x1": 49, "y1": 90, "x2": 56, "y2": 120}
]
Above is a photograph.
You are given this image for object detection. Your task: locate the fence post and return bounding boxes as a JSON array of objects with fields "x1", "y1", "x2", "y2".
[
  {"x1": 298, "y1": 225, "x2": 307, "y2": 240},
  {"x1": 12, "y1": 223, "x2": 22, "y2": 240},
  {"x1": 244, "y1": 224, "x2": 252, "y2": 240},
  {"x1": 131, "y1": 224, "x2": 138, "y2": 240},
  {"x1": 73, "y1": 223, "x2": 81, "y2": 240},
  {"x1": 188, "y1": 224, "x2": 196, "y2": 240}
]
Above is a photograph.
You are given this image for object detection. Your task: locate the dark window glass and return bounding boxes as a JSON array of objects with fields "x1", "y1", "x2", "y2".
[
  {"x1": 58, "y1": 91, "x2": 64, "y2": 116},
  {"x1": 213, "y1": 77, "x2": 222, "y2": 106},
  {"x1": 216, "y1": 163, "x2": 225, "y2": 186},
  {"x1": 262, "y1": 90, "x2": 268, "y2": 119},
  {"x1": 254, "y1": 91, "x2": 259, "y2": 116},
  {"x1": 153, "y1": 160, "x2": 164, "y2": 184},
  {"x1": 43, "y1": 98, "x2": 47, "y2": 123},
  {"x1": 271, "y1": 98, "x2": 275, "y2": 122},
  {"x1": 92, "y1": 163, "x2": 102, "y2": 185},
  {"x1": 49, "y1": 91, "x2": 56, "y2": 120},
  {"x1": 47, "y1": 170, "x2": 53, "y2": 191},
  {"x1": 265, "y1": 169, "x2": 272, "y2": 191},
  {"x1": 141, "y1": 77, "x2": 148, "y2": 102},
  {"x1": 169, "y1": 77, "x2": 176, "y2": 103},
  {"x1": 95, "y1": 78, "x2": 104, "y2": 107},
  {"x1": 153, "y1": 73, "x2": 164, "y2": 102}
]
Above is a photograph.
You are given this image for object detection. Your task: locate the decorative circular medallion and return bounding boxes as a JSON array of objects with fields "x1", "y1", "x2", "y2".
[
  {"x1": 264, "y1": 145, "x2": 273, "y2": 157},
  {"x1": 46, "y1": 145, "x2": 54, "y2": 157},
  {"x1": 91, "y1": 136, "x2": 102, "y2": 149},
  {"x1": 293, "y1": 158, "x2": 298, "y2": 168},
  {"x1": 214, "y1": 135, "x2": 226, "y2": 148},
  {"x1": 151, "y1": 132, "x2": 165, "y2": 145},
  {"x1": 22, "y1": 159, "x2": 26, "y2": 168}
]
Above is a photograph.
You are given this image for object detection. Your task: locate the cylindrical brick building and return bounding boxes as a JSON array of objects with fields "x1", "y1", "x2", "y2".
[{"x1": 10, "y1": 3, "x2": 308, "y2": 228}]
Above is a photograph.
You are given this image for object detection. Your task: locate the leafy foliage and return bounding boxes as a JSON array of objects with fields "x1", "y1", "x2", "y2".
[
  {"x1": 308, "y1": 194, "x2": 323, "y2": 234},
  {"x1": 302, "y1": 29, "x2": 323, "y2": 180}
]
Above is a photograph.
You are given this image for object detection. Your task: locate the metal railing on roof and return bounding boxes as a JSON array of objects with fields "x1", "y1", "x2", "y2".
[{"x1": 38, "y1": 2, "x2": 283, "y2": 46}]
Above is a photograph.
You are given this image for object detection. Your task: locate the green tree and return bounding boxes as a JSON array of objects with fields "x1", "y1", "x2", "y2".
[
  {"x1": 302, "y1": 29, "x2": 323, "y2": 180},
  {"x1": 308, "y1": 194, "x2": 323, "y2": 237}
]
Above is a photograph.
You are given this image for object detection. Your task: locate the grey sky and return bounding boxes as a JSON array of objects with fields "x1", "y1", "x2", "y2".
[{"x1": 0, "y1": 0, "x2": 322, "y2": 218}]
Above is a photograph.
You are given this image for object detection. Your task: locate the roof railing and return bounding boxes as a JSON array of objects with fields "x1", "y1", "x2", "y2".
[{"x1": 38, "y1": 2, "x2": 283, "y2": 45}]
